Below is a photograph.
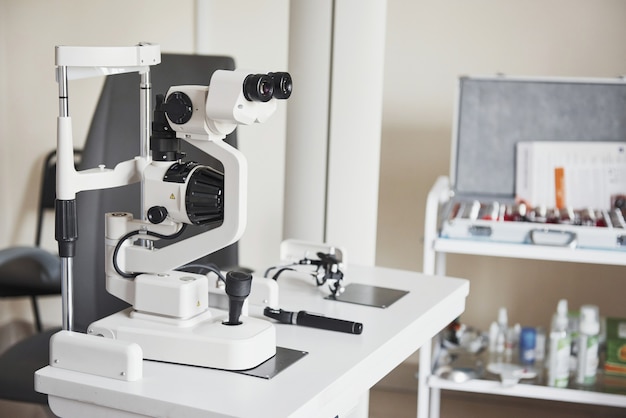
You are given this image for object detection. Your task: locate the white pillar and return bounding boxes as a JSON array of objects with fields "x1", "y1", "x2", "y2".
[{"x1": 284, "y1": 0, "x2": 387, "y2": 266}]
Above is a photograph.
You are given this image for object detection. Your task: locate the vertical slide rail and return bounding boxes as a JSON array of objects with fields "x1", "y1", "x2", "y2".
[
  {"x1": 56, "y1": 65, "x2": 75, "y2": 331},
  {"x1": 139, "y1": 70, "x2": 151, "y2": 224}
]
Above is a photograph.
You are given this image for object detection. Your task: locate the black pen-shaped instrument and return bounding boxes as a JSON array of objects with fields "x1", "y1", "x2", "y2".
[{"x1": 263, "y1": 307, "x2": 363, "y2": 334}]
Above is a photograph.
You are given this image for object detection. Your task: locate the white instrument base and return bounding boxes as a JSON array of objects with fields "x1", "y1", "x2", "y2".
[
  {"x1": 50, "y1": 331, "x2": 143, "y2": 381},
  {"x1": 88, "y1": 308, "x2": 276, "y2": 371}
]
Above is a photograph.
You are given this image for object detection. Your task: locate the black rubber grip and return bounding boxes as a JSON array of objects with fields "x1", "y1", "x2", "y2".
[{"x1": 55, "y1": 199, "x2": 78, "y2": 257}]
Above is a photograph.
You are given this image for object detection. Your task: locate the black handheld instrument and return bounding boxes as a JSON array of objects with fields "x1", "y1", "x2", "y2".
[{"x1": 263, "y1": 307, "x2": 363, "y2": 335}]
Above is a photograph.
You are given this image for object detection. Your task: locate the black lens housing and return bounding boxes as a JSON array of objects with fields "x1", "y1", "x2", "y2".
[
  {"x1": 268, "y1": 72, "x2": 292, "y2": 99},
  {"x1": 163, "y1": 91, "x2": 193, "y2": 124},
  {"x1": 243, "y1": 74, "x2": 274, "y2": 102},
  {"x1": 162, "y1": 162, "x2": 224, "y2": 226},
  {"x1": 151, "y1": 94, "x2": 185, "y2": 162}
]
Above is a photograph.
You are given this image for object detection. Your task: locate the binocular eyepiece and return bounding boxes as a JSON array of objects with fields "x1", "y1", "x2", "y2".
[
  {"x1": 243, "y1": 72, "x2": 292, "y2": 102},
  {"x1": 161, "y1": 69, "x2": 292, "y2": 139}
]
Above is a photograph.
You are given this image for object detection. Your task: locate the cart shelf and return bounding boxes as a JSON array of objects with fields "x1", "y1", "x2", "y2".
[
  {"x1": 427, "y1": 374, "x2": 626, "y2": 408},
  {"x1": 419, "y1": 175, "x2": 626, "y2": 418}
]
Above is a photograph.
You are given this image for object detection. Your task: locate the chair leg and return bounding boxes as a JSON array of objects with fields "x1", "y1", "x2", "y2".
[{"x1": 30, "y1": 296, "x2": 43, "y2": 332}]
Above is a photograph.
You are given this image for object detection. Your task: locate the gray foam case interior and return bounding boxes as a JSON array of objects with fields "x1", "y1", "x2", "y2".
[{"x1": 453, "y1": 77, "x2": 626, "y2": 198}]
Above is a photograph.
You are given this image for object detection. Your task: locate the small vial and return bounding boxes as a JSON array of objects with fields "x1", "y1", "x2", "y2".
[
  {"x1": 597, "y1": 210, "x2": 609, "y2": 227},
  {"x1": 478, "y1": 201, "x2": 500, "y2": 220},
  {"x1": 528, "y1": 205, "x2": 547, "y2": 223},
  {"x1": 449, "y1": 202, "x2": 462, "y2": 220},
  {"x1": 558, "y1": 207, "x2": 575, "y2": 224},
  {"x1": 546, "y1": 207, "x2": 560, "y2": 224},
  {"x1": 466, "y1": 200, "x2": 481, "y2": 220},
  {"x1": 579, "y1": 208, "x2": 596, "y2": 226},
  {"x1": 610, "y1": 208, "x2": 626, "y2": 228},
  {"x1": 504, "y1": 203, "x2": 527, "y2": 222}
]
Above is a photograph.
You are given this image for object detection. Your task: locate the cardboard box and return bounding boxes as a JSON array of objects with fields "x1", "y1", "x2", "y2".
[{"x1": 605, "y1": 317, "x2": 626, "y2": 376}]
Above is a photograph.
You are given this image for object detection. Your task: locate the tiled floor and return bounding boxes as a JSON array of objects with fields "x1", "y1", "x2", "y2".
[{"x1": 0, "y1": 400, "x2": 55, "y2": 418}]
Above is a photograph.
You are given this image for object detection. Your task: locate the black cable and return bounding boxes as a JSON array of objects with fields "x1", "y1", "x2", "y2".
[
  {"x1": 263, "y1": 263, "x2": 297, "y2": 278},
  {"x1": 177, "y1": 263, "x2": 226, "y2": 283},
  {"x1": 315, "y1": 268, "x2": 327, "y2": 286},
  {"x1": 263, "y1": 253, "x2": 343, "y2": 291},
  {"x1": 263, "y1": 266, "x2": 275, "y2": 278},
  {"x1": 112, "y1": 224, "x2": 188, "y2": 279},
  {"x1": 271, "y1": 267, "x2": 296, "y2": 281}
]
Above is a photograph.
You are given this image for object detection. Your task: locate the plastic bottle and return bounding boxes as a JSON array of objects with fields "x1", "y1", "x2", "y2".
[
  {"x1": 568, "y1": 312, "x2": 580, "y2": 373},
  {"x1": 575, "y1": 305, "x2": 600, "y2": 385},
  {"x1": 505, "y1": 323, "x2": 520, "y2": 363},
  {"x1": 548, "y1": 299, "x2": 571, "y2": 388},
  {"x1": 535, "y1": 327, "x2": 546, "y2": 363},
  {"x1": 488, "y1": 321, "x2": 498, "y2": 353},
  {"x1": 496, "y1": 307, "x2": 508, "y2": 360},
  {"x1": 489, "y1": 307, "x2": 508, "y2": 365},
  {"x1": 519, "y1": 327, "x2": 536, "y2": 365}
]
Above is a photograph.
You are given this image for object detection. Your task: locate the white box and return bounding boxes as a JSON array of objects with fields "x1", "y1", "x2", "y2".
[
  {"x1": 515, "y1": 141, "x2": 626, "y2": 209},
  {"x1": 134, "y1": 271, "x2": 209, "y2": 319}
]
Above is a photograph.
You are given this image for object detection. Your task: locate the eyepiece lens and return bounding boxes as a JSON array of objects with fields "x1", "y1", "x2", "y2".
[
  {"x1": 269, "y1": 72, "x2": 292, "y2": 99},
  {"x1": 260, "y1": 80, "x2": 272, "y2": 96},
  {"x1": 243, "y1": 74, "x2": 274, "y2": 102}
]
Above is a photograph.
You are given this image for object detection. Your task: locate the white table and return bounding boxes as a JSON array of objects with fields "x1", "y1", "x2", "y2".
[{"x1": 36, "y1": 265, "x2": 469, "y2": 418}]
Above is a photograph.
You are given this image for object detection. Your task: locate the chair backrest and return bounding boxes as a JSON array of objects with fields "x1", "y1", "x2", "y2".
[{"x1": 72, "y1": 54, "x2": 238, "y2": 332}]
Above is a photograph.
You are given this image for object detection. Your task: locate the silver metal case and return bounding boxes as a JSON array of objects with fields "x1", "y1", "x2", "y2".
[{"x1": 440, "y1": 75, "x2": 626, "y2": 251}]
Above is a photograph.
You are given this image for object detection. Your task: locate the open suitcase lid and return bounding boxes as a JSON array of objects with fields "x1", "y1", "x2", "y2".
[{"x1": 450, "y1": 75, "x2": 626, "y2": 200}]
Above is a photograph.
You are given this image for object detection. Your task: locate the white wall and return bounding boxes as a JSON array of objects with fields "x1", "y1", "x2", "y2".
[
  {"x1": 0, "y1": 0, "x2": 8, "y2": 252},
  {"x1": 0, "y1": 0, "x2": 196, "y2": 326},
  {"x1": 377, "y1": 0, "x2": 626, "y2": 336},
  {"x1": 1, "y1": 0, "x2": 625, "y2": 343},
  {"x1": 1, "y1": 0, "x2": 195, "y2": 249},
  {"x1": 0, "y1": 0, "x2": 289, "y2": 327},
  {"x1": 284, "y1": 1, "x2": 386, "y2": 266},
  {"x1": 193, "y1": 1, "x2": 290, "y2": 271}
]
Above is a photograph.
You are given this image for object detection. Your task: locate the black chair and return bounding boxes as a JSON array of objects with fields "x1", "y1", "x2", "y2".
[
  {"x1": 0, "y1": 149, "x2": 81, "y2": 333},
  {"x1": 0, "y1": 247, "x2": 60, "y2": 333},
  {"x1": 0, "y1": 53, "x2": 239, "y2": 406}
]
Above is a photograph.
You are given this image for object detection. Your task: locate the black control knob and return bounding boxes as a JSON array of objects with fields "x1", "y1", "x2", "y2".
[
  {"x1": 163, "y1": 91, "x2": 193, "y2": 124},
  {"x1": 147, "y1": 206, "x2": 168, "y2": 224},
  {"x1": 224, "y1": 270, "x2": 253, "y2": 325}
]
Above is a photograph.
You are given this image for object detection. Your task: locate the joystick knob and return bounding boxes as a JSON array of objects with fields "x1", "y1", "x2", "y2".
[{"x1": 224, "y1": 270, "x2": 253, "y2": 325}]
